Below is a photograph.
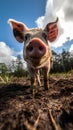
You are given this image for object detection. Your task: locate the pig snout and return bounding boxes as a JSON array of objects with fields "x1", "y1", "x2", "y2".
[{"x1": 26, "y1": 38, "x2": 47, "y2": 59}]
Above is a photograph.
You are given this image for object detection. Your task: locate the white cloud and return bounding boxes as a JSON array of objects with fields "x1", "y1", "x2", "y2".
[
  {"x1": 36, "y1": 16, "x2": 45, "y2": 28},
  {"x1": 36, "y1": 0, "x2": 73, "y2": 48},
  {"x1": 0, "y1": 42, "x2": 27, "y2": 69},
  {"x1": 17, "y1": 50, "x2": 23, "y2": 57},
  {"x1": 69, "y1": 44, "x2": 73, "y2": 52},
  {"x1": 0, "y1": 42, "x2": 16, "y2": 65}
]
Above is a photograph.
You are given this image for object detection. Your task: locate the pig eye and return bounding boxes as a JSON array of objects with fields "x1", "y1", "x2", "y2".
[
  {"x1": 42, "y1": 32, "x2": 47, "y2": 40},
  {"x1": 24, "y1": 34, "x2": 31, "y2": 41}
]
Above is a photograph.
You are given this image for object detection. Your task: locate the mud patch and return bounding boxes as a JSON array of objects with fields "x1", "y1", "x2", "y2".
[{"x1": 0, "y1": 78, "x2": 73, "y2": 130}]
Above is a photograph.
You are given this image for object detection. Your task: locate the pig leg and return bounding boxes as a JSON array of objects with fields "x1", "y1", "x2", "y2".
[
  {"x1": 31, "y1": 69, "x2": 41, "y2": 94},
  {"x1": 43, "y1": 67, "x2": 50, "y2": 90},
  {"x1": 28, "y1": 66, "x2": 38, "y2": 94},
  {"x1": 36, "y1": 69, "x2": 41, "y2": 87},
  {"x1": 43, "y1": 56, "x2": 52, "y2": 90},
  {"x1": 31, "y1": 76, "x2": 37, "y2": 94}
]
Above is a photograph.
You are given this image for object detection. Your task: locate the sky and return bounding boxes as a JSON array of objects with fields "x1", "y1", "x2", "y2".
[{"x1": 0, "y1": 0, "x2": 73, "y2": 65}]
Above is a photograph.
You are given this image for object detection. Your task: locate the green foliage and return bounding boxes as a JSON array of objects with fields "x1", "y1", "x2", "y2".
[
  {"x1": 0, "y1": 75, "x2": 13, "y2": 84},
  {"x1": 13, "y1": 55, "x2": 28, "y2": 77},
  {"x1": 0, "y1": 63, "x2": 8, "y2": 74},
  {"x1": 51, "y1": 49, "x2": 73, "y2": 73}
]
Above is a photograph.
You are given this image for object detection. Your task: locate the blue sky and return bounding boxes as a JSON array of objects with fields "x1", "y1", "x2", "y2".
[
  {"x1": 0, "y1": 0, "x2": 46, "y2": 52},
  {"x1": 0, "y1": 0, "x2": 73, "y2": 65}
]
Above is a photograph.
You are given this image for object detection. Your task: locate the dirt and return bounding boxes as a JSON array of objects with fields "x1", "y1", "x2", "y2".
[{"x1": 0, "y1": 77, "x2": 73, "y2": 130}]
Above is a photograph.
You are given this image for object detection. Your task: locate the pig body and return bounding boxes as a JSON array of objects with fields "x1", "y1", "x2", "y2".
[{"x1": 8, "y1": 18, "x2": 58, "y2": 93}]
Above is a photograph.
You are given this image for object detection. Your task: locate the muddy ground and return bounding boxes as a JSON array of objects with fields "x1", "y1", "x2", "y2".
[{"x1": 0, "y1": 77, "x2": 73, "y2": 130}]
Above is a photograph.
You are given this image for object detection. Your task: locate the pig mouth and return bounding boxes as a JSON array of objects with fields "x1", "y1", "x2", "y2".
[
  {"x1": 25, "y1": 54, "x2": 49, "y2": 68},
  {"x1": 25, "y1": 55, "x2": 41, "y2": 61},
  {"x1": 30, "y1": 56, "x2": 41, "y2": 60}
]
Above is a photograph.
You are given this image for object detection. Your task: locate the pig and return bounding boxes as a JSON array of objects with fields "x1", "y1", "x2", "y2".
[{"x1": 8, "y1": 18, "x2": 58, "y2": 94}]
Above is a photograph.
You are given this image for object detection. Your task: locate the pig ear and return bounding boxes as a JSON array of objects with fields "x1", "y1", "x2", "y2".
[
  {"x1": 44, "y1": 17, "x2": 58, "y2": 42},
  {"x1": 8, "y1": 19, "x2": 28, "y2": 43}
]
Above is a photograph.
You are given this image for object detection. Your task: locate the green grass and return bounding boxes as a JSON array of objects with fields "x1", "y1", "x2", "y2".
[
  {"x1": 0, "y1": 75, "x2": 13, "y2": 84},
  {"x1": 0, "y1": 70, "x2": 73, "y2": 85},
  {"x1": 50, "y1": 70, "x2": 73, "y2": 79}
]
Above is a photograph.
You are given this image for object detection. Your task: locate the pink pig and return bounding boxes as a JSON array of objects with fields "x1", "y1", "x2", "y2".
[{"x1": 8, "y1": 18, "x2": 58, "y2": 94}]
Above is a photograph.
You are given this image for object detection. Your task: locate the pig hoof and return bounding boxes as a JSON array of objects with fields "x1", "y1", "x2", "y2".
[
  {"x1": 44, "y1": 85, "x2": 49, "y2": 90},
  {"x1": 33, "y1": 89, "x2": 38, "y2": 95},
  {"x1": 30, "y1": 86, "x2": 37, "y2": 95}
]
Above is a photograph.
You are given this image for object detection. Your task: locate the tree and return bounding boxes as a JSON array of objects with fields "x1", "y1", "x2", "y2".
[
  {"x1": 13, "y1": 55, "x2": 28, "y2": 77},
  {"x1": 0, "y1": 63, "x2": 8, "y2": 74},
  {"x1": 51, "y1": 49, "x2": 73, "y2": 73}
]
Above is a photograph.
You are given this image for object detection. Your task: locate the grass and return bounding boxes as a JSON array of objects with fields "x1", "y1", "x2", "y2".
[
  {"x1": 50, "y1": 70, "x2": 73, "y2": 79},
  {"x1": 0, "y1": 75, "x2": 13, "y2": 84},
  {"x1": 0, "y1": 70, "x2": 73, "y2": 85}
]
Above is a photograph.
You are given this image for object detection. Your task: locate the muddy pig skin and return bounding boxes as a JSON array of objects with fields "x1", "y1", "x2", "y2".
[{"x1": 8, "y1": 18, "x2": 58, "y2": 94}]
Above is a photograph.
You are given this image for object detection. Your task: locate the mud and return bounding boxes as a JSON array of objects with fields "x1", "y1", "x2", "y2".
[{"x1": 0, "y1": 77, "x2": 73, "y2": 130}]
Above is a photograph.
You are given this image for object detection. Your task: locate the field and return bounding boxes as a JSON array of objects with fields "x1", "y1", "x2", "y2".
[{"x1": 0, "y1": 73, "x2": 73, "y2": 130}]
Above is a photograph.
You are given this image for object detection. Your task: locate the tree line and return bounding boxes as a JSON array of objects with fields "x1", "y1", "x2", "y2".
[
  {"x1": 51, "y1": 49, "x2": 73, "y2": 73},
  {"x1": 0, "y1": 55, "x2": 29, "y2": 77},
  {"x1": 0, "y1": 49, "x2": 73, "y2": 77}
]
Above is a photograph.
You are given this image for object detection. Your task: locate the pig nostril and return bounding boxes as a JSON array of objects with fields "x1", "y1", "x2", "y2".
[
  {"x1": 28, "y1": 46, "x2": 33, "y2": 52},
  {"x1": 39, "y1": 46, "x2": 43, "y2": 51}
]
